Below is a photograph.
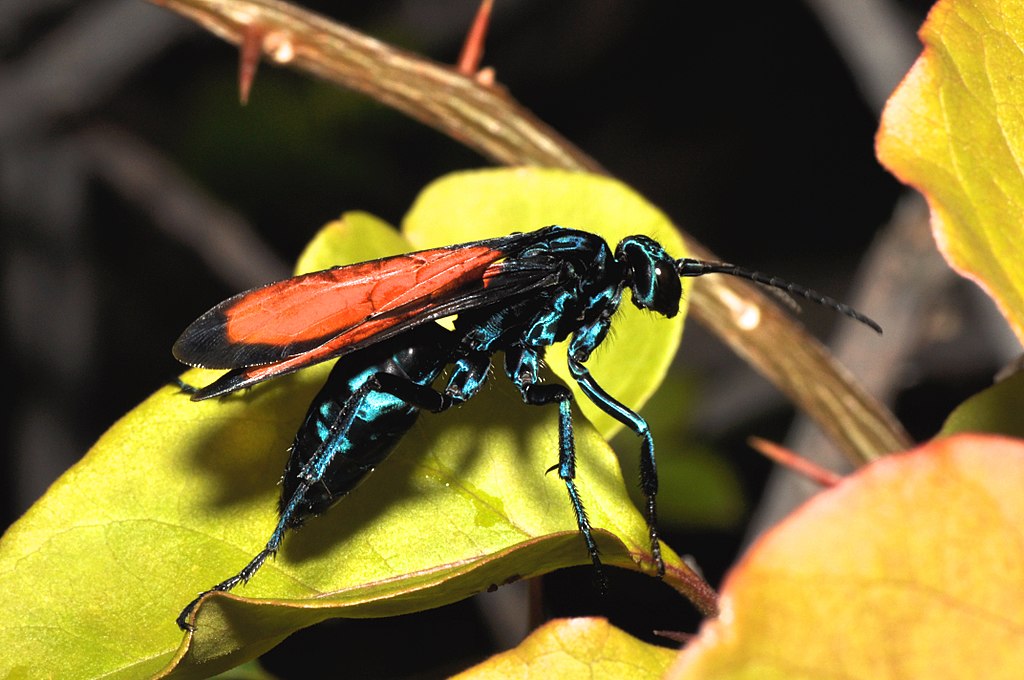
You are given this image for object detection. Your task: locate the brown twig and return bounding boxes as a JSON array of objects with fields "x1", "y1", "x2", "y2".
[
  {"x1": 146, "y1": 0, "x2": 911, "y2": 465},
  {"x1": 148, "y1": 0, "x2": 601, "y2": 172}
]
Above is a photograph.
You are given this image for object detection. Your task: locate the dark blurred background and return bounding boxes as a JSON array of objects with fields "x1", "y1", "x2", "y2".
[{"x1": 4, "y1": 0, "x2": 1014, "y2": 677}]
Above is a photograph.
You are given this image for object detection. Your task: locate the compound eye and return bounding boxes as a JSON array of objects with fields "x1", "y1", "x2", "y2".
[{"x1": 652, "y1": 258, "x2": 681, "y2": 317}]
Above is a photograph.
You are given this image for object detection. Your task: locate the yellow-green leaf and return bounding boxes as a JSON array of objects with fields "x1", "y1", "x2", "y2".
[
  {"x1": 877, "y1": 0, "x2": 1024, "y2": 342},
  {"x1": 0, "y1": 171, "x2": 710, "y2": 679},
  {"x1": 453, "y1": 617, "x2": 677, "y2": 679}
]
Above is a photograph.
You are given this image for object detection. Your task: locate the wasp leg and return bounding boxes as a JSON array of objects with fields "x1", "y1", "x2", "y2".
[
  {"x1": 177, "y1": 369, "x2": 452, "y2": 632},
  {"x1": 567, "y1": 355, "x2": 664, "y2": 577},
  {"x1": 176, "y1": 511, "x2": 295, "y2": 631},
  {"x1": 172, "y1": 376, "x2": 199, "y2": 395},
  {"x1": 505, "y1": 348, "x2": 606, "y2": 589}
]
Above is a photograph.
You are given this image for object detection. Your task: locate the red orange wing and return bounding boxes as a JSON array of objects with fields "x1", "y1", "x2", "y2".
[
  {"x1": 174, "y1": 242, "x2": 513, "y2": 369},
  {"x1": 173, "y1": 229, "x2": 563, "y2": 398}
]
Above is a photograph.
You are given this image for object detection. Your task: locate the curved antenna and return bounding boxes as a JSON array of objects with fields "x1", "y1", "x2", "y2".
[{"x1": 676, "y1": 258, "x2": 882, "y2": 334}]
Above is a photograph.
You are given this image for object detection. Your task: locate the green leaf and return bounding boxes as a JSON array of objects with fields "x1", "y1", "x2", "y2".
[
  {"x1": 0, "y1": 171, "x2": 710, "y2": 679},
  {"x1": 940, "y1": 371, "x2": 1024, "y2": 439}
]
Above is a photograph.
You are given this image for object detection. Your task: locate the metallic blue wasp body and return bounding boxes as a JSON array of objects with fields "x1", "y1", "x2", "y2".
[{"x1": 175, "y1": 225, "x2": 879, "y2": 629}]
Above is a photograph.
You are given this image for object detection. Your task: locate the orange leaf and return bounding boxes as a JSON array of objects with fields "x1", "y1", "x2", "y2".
[
  {"x1": 876, "y1": 0, "x2": 1024, "y2": 343},
  {"x1": 668, "y1": 434, "x2": 1024, "y2": 679}
]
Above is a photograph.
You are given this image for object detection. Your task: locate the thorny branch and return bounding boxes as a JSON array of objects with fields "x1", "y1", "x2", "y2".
[{"x1": 148, "y1": 0, "x2": 912, "y2": 465}]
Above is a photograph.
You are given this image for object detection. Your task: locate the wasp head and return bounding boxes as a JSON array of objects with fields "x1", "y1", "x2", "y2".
[{"x1": 616, "y1": 235, "x2": 682, "y2": 318}]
